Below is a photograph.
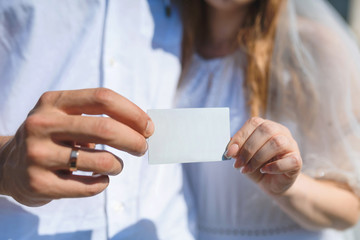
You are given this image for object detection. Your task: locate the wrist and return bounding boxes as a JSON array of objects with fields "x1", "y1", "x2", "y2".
[
  {"x1": 0, "y1": 136, "x2": 12, "y2": 148},
  {"x1": 0, "y1": 136, "x2": 14, "y2": 196},
  {"x1": 271, "y1": 173, "x2": 304, "y2": 200}
]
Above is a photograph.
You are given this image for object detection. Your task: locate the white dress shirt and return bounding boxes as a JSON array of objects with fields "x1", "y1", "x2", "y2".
[{"x1": 0, "y1": 0, "x2": 193, "y2": 239}]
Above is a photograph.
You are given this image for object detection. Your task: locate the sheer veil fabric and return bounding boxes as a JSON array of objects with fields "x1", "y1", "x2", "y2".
[
  {"x1": 268, "y1": 0, "x2": 360, "y2": 195},
  {"x1": 267, "y1": 0, "x2": 360, "y2": 237}
]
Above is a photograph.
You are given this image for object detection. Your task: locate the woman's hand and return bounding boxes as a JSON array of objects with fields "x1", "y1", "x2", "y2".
[
  {"x1": 0, "y1": 88, "x2": 154, "y2": 207},
  {"x1": 225, "y1": 117, "x2": 302, "y2": 195}
]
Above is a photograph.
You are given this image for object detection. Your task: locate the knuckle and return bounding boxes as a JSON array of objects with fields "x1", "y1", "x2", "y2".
[
  {"x1": 259, "y1": 121, "x2": 276, "y2": 135},
  {"x1": 25, "y1": 142, "x2": 49, "y2": 165},
  {"x1": 239, "y1": 145, "x2": 251, "y2": 159},
  {"x1": 94, "y1": 118, "x2": 114, "y2": 138},
  {"x1": 27, "y1": 170, "x2": 46, "y2": 195},
  {"x1": 24, "y1": 115, "x2": 43, "y2": 132},
  {"x1": 38, "y1": 91, "x2": 54, "y2": 105},
  {"x1": 38, "y1": 91, "x2": 61, "y2": 107},
  {"x1": 93, "y1": 88, "x2": 115, "y2": 106},
  {"x1": 270, "y1": 135, "x2": 288, "y2": 150},
  {"x1": 24, "y1": 114, "x2": 54, "y2": 134},
  {"x1": 248, "y1": 117, "x2": 264, "y2": 128}
]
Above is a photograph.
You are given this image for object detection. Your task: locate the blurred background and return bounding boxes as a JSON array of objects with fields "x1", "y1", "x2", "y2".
[{"x1": 328, "y1": 0, "x2": 360, "y2": 40}]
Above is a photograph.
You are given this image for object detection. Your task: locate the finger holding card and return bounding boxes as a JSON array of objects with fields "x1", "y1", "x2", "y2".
[
  {"x1": 227, "y1": 117, "x2": 303, "y2": 195},
  {"x1": 147, "y1": 110, "x2": 302, "y2": 196}
]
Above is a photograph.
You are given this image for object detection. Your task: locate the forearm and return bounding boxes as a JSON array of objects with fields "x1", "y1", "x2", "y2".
[{"x1": 274, "y1": 173, "x2": 360, "y2": 231}]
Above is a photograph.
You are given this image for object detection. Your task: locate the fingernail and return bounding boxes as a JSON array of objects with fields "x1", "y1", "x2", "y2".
[
  {"x1": 233, "y1": 160, "x2": 243, "y2": 169},
  {"x1": 222, "y1": 152, "x2": 232, "y2": 160},
  {"x1": 145, "y1": 120, "x2": 155, "y2": 137},
  {"x1": 144, "y1": 140, "x2": 149, "y2": 153},
  {"x1": 260, "y1": 168, "x2": 266, "y2": 174},
  {"x1": 222, "y1": 140, "x2": 232, "y2": 160},
  {"x1": 234, "y1": 156, "x2": 244, "y2": 169},
  {"x1": 234, "y1": 157, "x2": 242, "y2": 169},
  {"x1": 241, "y1": 165, "x2": 250, "y2": 174},
  {"x1": 223, "y1": 148, "x2": 232, "y2": 160},
  {"x1": 222, "y1": 144, "x2": 239, "y2": 160}
]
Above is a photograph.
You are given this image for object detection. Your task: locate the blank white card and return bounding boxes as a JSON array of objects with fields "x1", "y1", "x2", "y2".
[{"x1": 147, "y1": 108, "x2": 230, "y2": 164}]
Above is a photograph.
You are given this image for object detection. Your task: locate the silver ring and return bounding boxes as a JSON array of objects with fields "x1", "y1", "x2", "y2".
[{"x1": 69, "y1": 149, "x2": 79, "y2": 172}]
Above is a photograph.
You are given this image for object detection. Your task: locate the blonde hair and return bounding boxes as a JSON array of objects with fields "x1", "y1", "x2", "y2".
[{"x1": 180, "y1": 0, "x2": 285, "y2": 116}]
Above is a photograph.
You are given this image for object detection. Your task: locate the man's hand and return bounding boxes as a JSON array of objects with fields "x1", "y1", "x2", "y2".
[{"x1": 0, "y1": 88, "x2": 154, "y2": 206}]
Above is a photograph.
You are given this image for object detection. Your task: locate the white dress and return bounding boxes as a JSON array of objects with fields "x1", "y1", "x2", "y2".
[{"x1": 175, "y1": 51, "x2": 347, "y2": 240}]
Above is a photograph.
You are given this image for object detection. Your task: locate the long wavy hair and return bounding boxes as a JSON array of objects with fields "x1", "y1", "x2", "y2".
[{"x1": 180, "y1": 0, "x2": 285, "y2": 116}]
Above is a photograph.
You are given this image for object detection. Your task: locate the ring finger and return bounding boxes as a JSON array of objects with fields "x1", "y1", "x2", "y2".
[{"x1": 40, "y1": 142, "x2": 123, "y2": 175}]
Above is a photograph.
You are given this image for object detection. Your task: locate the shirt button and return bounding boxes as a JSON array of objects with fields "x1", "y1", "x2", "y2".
[
  {"x1": 113, "y1": 201, "x2": 125, "y2": 212},
  {"x1": 109, "y1": 57, "x2": 117, "y2": 67}
]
